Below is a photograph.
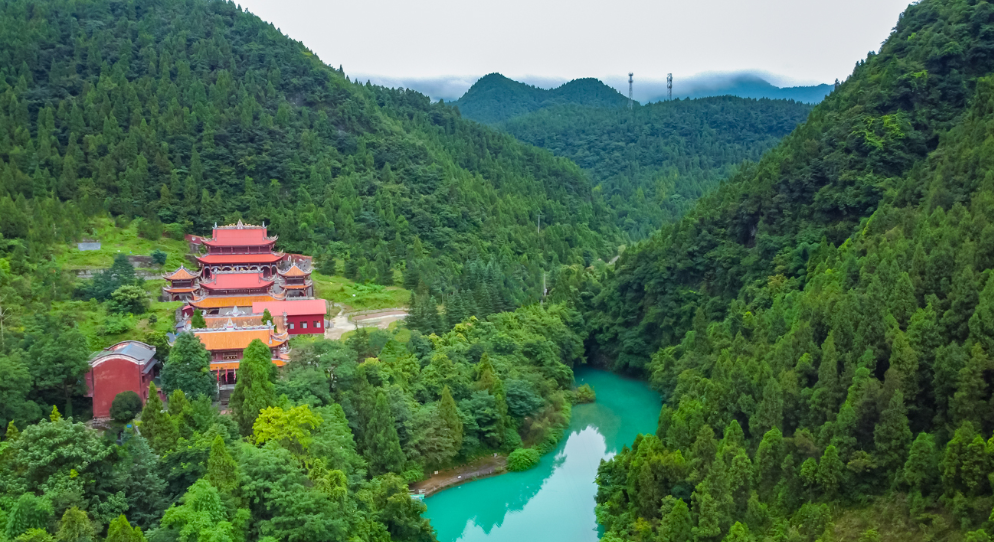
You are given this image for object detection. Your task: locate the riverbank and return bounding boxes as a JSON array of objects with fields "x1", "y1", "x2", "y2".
[{"x1": 410, "y1": 455, "x2": 508, "y2": 497}]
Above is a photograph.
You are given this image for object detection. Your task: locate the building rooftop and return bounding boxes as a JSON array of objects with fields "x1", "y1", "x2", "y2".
[
  {"x1": 189, "y1": 295, "x2": 278, "y2": 309},
  {"x1": 201, "y1": 272, "x2": 274, "y2": 290},
  {"x1": 91, "y1": 341, "x2": 157, "y2": 368},
  {"x1": 164, "y1": 266, "x2": 199, "y2": 281},
  {"x1": 195, "y1": 253, "x2": 285, "y2": 265},
  {"x1": 192, "y1": 327, "x2": 288, "y2": 351},
  {"x1": 278, "y1": 262, "x2": 309, "y2": 278},
  {"x1": 252, "y1": 299, "x2": 328, "y2": 317},
  {"x1": 204, "y1": 220, "x2": 277, "y2": 246}
]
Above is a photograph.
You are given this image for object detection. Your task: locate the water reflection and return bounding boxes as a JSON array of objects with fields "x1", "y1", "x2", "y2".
[{"x1": 425, "y1": 369, "x2": 661, "y2": 542}]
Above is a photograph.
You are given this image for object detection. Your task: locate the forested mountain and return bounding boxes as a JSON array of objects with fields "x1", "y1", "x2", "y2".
[
  {"x1": 576, "y1": 0, "x2": 994, "y2": 539},
  {"x1": 451, "y1": 73, "x2": 628, "y2": 124},
  {"x1": 501, "y1": 97, "x2": 814, "y2": 238},
  {"x1": 0, "y1": 0, "x2": 619, "y2": 317},
  {"x1": 666, "y1": 73, "x2": 833, "y2": 104}
]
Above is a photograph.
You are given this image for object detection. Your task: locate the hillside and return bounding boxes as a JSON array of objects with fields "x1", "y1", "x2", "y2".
[
  {"x1": 501, "y1": 97, "x2": 814, "y2": 239},
  {"x1": 0, "y1": 0, "x2": 619, "y2": 319},
  {"x1": 664, "y1": 73, "x2": 833, "y2": 103},
  {"x1": 451, "y1": 73, "x2": 629, "y2": 124},
  {"x1": 582, "y1": 0, "x2": 994, "y2": 540}
]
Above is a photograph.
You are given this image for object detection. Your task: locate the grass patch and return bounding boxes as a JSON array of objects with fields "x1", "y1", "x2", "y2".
[
  {"x1": 311, "y1": 272, "x2": 410, "y2": 311},
  {"x1": 55, "y1": 298, "x2": 181, "y2": 351},
  {"x1": 52, "y1": 216, "x2": 191, "y2": 272},
  {"x1": 826, "y1": 494, "x2": 964, "y2": 542}
]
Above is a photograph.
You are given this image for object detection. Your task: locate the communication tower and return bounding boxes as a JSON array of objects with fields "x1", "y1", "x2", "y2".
[
  {"x1": 667, "y1": 73, "x2": 673, "y2": 101},
  {"x1": 628, "y1": 73, "x2": 634, "y2": 109}
]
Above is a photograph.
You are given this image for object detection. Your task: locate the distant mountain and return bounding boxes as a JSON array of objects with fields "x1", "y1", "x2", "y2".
[
  {"x1": 663, "y1": 73, "x2": 832, "y2": 103},
  {"x1": 452, "y1": 73, "x2": 629, "y2": 124}
]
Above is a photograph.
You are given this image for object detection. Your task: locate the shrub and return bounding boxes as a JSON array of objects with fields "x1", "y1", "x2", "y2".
[
  {"x1": 163, "y1": 223, "x2": 186, "y2": 240},
  {"x1": 110, "y1": 391, "x2": 144, "y2": 423},
  {"x1": 150, "y1": 250, "x2": 167, "y2": 266},
  {"x1": 507, "y1": 448, "x2": 541, "y2": 472},
  {"x1": 573, "y1": 384, "x2": 596, "y2": 404},
  {"x1": 109, "y1": 285, "x2": 150, "y2": 315}
]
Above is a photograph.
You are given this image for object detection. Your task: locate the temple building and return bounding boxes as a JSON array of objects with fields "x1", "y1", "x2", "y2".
[
  {"x1": 162, "y1": 266, "x2": 201, "y2": 302},
  {"x1": 252, "y1": 299, "x2": 328, "y2": 335},
  {"x1": 194, "y1": 221, "x2": 284, "y2": 278},
  {"x1": 186, "y1": 293, "x2": 280, "y2": 317},
  {"x1": 199, "y1": 271, "x2": 275, "y2": 296},
  {"x1": 189, "y1": 323, "x2": 290, "y2": 386},
  {"x1": 275, "y1": 261, "x2": 315, "y2": 298},
  {"x1": 85, "y1": 341, "x2": 160, "y2": 419}
]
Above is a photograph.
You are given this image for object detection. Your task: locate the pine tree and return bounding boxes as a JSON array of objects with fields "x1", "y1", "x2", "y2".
[
  {"x1": 230, "y1": 339, "x2": 277, "y2": 435},
  {"x1": 138, "y1": 383, "x2": 177, "y2": 455},
  {"x1": 951, "y1": 343, "x2": 992, "y2": 430},
  {"x1": 889, "y1": 271, "x2": 919, "y2": 329},
  {"x1": 873, "y1": 390, "x2": 913, "y2": 482},
  {"x1": 753, "y1": 428, "x2": 784, "y2": 501},
  {"x1": 658, "y1": 498, "x2": 692, "y2": 542},
  {"x1": 54, "y1": 507, "x2": 94, "y2": 542},
  {"x1": 161, "y1": 333, "x2": 215, "y2": 400},
  {"x1": 123, "y1": 434, "x2": 168, "y2": 529},
  {"x1": 749, "y1": 378, "x2": 783, "y2": 439},
  {"x1": 363, "y1": 391, "x2": 405, "y2": 475},
  {"x1": 969, "y1": 273, "x2": 994, "y2": 354},
  {"x1": 438, "y1": 386, "x2": 463, "y2": 457},
  {"x1": 816, "y1": 445, "x2": 844, "y2": 498},
  {"x1": 104, "y1": 515, "x2": 145, "y2": 542},
  {"x1": 206, "y1": 435, "x2": 238, "y2": 493},
  {"x1": 888, "y1": 330, "x2": 920, "y2": 404},
  {"x1": 903, "y1": 432, "x2": 937, "y2": 494},
  {"x1": 810, "y1": 331, "x2": 842, "y2": 425}
]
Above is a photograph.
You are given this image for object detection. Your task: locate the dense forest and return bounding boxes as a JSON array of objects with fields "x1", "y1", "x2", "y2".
[
  {"x1": 576, "y1": 0, "x2": 994, "y2": 539},
  {"x1": 501, "y1": 98, "x2": 814, "y2": 238},
  {"x1": 0, "y1": 0, "x2": 621, "y2": 317},
  {"x1": 450, "y1": 73, "x2": 629, "y2": 125}
]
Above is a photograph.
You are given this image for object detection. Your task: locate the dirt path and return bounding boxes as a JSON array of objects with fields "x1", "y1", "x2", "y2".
[
  {"x1": 409, "y1": 455, "x2": 507, "y2": 497},
  {"x1": 324, "y1": 306, "x2": 408, "y2": 340}
]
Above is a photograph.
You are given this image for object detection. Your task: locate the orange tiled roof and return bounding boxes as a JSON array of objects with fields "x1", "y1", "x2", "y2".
[
  {"x1": 279, "y1": 263, "x2": 309, "y2": 278},
  {"x1": 189, "y1": 295, "x2": 276, "y2": 309},
  {"x1": 163, "y1": 287, "x2": 198, "y2": 293},
  {"x1": 193, "y1": 328, "x2": 287, "y2": 351},
  {"x1": 164, "y1": 266, "x2": 199, "y2": 280},
  {"x1": 210, "y1": 358, "x2": 286, "y2": 370}
]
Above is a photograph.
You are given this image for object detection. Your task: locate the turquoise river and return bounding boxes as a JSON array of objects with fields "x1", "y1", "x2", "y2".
[{"x1": 424, "y1": 367, "x2": 662, "y2": 542}]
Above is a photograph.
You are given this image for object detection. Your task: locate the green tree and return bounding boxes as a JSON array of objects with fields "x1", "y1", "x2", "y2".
[
  {"x1": 5, "y1": 494, "x2": 53, "y2": 540},
  {"x1": 108, "y1": 285, "x2": 149, "y2": 315},
  {"x1": 103, "y1": 515, "x2": 145, "y2": 542},
  {"x1": 816, "y1": 445, "x2": 844, "y2": 498},
  {"x1": 54, "y1": 507, "x2": 93, "y2": 542},
  {"x1": 658, "y1": 498, "x2": 692, "y2": 542},
  {"x1": 161, "y1": 333, "x2": 215, "y2": 400},
  {"x1": 190, "y1": 310, "x2": 207, "y2": 329},
  {"x1": 229, "y1": 339, "x2": 277, "y2": 435},
  {"x1": 439, "y1": 385, "x2": 464, "y2": 455},
  {"x1": 137, "y1": 383, "x2": 177, "y2": 455},
  {"x1": 903, "y1": 432, "x2": 937, "y2": 494},
  {"x1": 206, "y1": 435, "x2": 238, "y2": 493},
  {"x1": 261, "y1": 309, "x2": 273, "y2": 326},
  {"x1": 874, "y1": 390, "x2": 913, "y2": 482},
  {"x1": 110, "y1": 391, "x2": 143, "y2": 424},
  {"x1": 363, "y1": 391, "x2": 406, "y2": 475}
]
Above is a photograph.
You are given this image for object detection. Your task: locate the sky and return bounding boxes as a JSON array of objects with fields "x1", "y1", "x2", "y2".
[{"x1": 236, "y1": 0, "x2": 914, "y2": 101}]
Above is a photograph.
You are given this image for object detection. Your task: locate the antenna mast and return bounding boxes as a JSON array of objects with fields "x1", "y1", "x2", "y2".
[
  {"x1": 628, "y1": 73, "x2": 634, "y2": 109},
  {"x1": 667, "y1": 73, "x2": 673, "y2": 101}
]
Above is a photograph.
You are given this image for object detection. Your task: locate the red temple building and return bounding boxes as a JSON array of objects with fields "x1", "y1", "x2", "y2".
[
  {"x1": 275, "y1": 261, "x2": 314, "y2": 298},
  {"x1": 199, "y1": 271, "x2": 275, "y2": 296},
  {"x1": 194, "y1": 221, "x2": 284, "y2": 278},
  {"x1": 188, "y1": 323, "x2": 290, "y2": 385},
  {"x1": 85, "y1": 341, "x2": 160, "y2": 419},
  {"x1": 162, "y1": 266, "x2": 201, "y2": 302},
  {"x1": 252, "y1": 299, "x2": 328, "y2": 335}
]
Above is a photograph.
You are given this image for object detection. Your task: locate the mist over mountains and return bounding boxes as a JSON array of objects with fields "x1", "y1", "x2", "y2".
[{"x1": 352, "y1": 71, "x2": 832, "y2": 105}]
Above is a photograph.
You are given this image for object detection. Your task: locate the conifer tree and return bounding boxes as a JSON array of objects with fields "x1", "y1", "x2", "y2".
[
  {"x1": 816, "y1": 445, "x2": 844, "y2": 498},
  {"x1": 123, "y1": 434, "x2": 168, "y2": 529},
  {"x1": 161, "y1": 333, "x2": 215, "y2": 400},
  {"x1": 969, "y1": 273, "x2": 994, "y2": 354},
  {"x1": 54, "y1": 507, "x2": 93, "y2": 542},
  {"x1": 658, "y1": 498, "x2": 692, "y2": 542},
  {"x1": 753, "y1": 428, "x2": 784, "y2": 501},
  {"x1": 951, "y1": 343, "x2": 992, "y2": 430},
  {"x1": 104, "y1": 515, "x2": 145, "y2": 542},
  {"x1": 888, "y1": 330, "x2": 920, "y2": 404},
  {"x1": 206, "y1": 435, "x2": 238, "y2": 494},
  {"x1": 230, "y1": 339, "x2": 277, "y2": 435},
  {"x1": 438, "y1": 386, "x2": 463, "y2": 456},
  {"x1": 903, "y1": 432, "x2": 937, "y2": 494},
  {"x1": 889, "y1": 271, "x2": 919, "y2": 329},
  {"x1": 138, "y1": 383, "x2": 177, "y2": 455},
  {"x1": 810, "y1": 331, "x2": 842, "y2": 425},
  {"x1": 363, "y1": 391, "x2": 405, "y2": 475},
  {"x1": 873, "y1": 390, "x2": 912, "y2": 482}
]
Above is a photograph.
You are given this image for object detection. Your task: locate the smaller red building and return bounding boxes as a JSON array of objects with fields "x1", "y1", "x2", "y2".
[
  {"x1": 252, "y1": 299, "x2": 328, "y2": 335},
  {"x1": 85, "y1": 341, "x2": 159, "y2": 420}
]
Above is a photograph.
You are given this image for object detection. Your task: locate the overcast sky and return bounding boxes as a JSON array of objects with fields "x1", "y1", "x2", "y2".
[{"x1": 236, "y1": 0, "x2": 913, "y2": 100}]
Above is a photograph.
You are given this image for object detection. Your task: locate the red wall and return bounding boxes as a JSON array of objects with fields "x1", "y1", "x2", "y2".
[
  {"x1": 286, "y1": 314, "x2": 324, "y2": 335},
  {"x1": 87, "y1": 358, "x2": 154, "y2": 419}
]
